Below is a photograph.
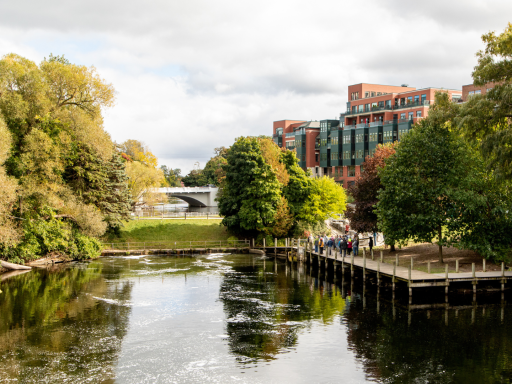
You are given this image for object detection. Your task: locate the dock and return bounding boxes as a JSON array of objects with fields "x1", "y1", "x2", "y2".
[{"x1": 257, "y1": 239, "x2": 512, "y2": 296}]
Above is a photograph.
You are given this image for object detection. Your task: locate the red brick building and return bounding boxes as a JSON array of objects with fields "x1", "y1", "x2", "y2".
[{"x1": 273, "y1": 83, "x2": 462, "y2": 188}]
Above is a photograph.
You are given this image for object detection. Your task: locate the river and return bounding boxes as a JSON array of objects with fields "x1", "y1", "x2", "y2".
[{"x1": 0, "y1": 253, "x2": 511, "y2": 383}]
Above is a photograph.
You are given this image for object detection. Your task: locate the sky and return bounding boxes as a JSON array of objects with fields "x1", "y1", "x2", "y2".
[{"x1": 1, "y1": 0, "x2": 511, "y2": 174}]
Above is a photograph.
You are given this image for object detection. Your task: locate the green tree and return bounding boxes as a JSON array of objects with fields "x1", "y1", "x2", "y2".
[
  {"x1": 376, "y1": 119, "x2": 487, "y2": 262},
  {"x1": 280, "y1": 150, "x2": 312, "y2": 221},
  {"x1": 160, "y1": 165, "x2": 182, "y2": 187},
  {"x1": 181, "y1": 168, "x2": 207, "y2": 187},
  {"x1": 455, "y1": 23, "x2": 512, "y2": 180},
  {"x1": 203, "y1": 147, "x2": 228, "y2": 186},
  {"x1": 218, "y1": 137, "x2": 281, "y2": 234},
  {"x1": 301, "y1": 177, "x2": 347, "y2": 224}
]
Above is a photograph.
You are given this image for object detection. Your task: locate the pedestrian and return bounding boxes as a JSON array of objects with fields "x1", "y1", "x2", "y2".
[
  {"x1": 369, "y1": 236, "x2": 374, "y2": 254},
  {"x1": 327, "y1": 237, "x2": 334, "y2": 256},
  {"x1": 347, "y1": 237, "x2": 352, "y2": 255},
  {"x1": 345, "y1": 223, "x2": 350, "y2": 234},
  {"x1": 353, "y1": 236, "x2": 359, "y2": 256},
  {"x1": 340, "y1": 237, "x2": 347, "y2": 258},
  {"x1": 319, "y1": 236, "x2": 324, "y2": 255},
  {"x1": 314, "y1": 236, "x2": 319, "y2": 253}
]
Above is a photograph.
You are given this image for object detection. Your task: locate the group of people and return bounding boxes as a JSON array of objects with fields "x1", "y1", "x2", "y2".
[{"x1": 309, "y1": 233, "x2": 374, "y2": 258}]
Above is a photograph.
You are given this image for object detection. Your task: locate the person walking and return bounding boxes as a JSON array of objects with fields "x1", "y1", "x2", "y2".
[
  {"x1": 327, "y1": 237, "x2": 334, "y2": 256},
  {"x1": 314, "y1": 236, "x2": 319, "y2": 253},
  {"x1": 353, "y1": 236, "x2": 359, "y2": 256},
  {"x1": 347, "y1": 237, "x2": 352, "y2": 255},
  {"x1": 345, "y1": 223, "x2": 350, "y2": 235},
  {"x1": 340, "y1": 237, "x2": 347, "y2": 258},
  {"x1": 319, "y1": 236, "x2": 325, "y2": 255},
  {"x1": 369, "y1": 236, "x2": 374, "y2": 255}
]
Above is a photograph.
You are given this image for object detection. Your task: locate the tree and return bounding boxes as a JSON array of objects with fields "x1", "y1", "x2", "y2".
[
  {"x1": 455, "y1": 23, "x2": 512, "y2": 181},
  {"x1": 301, "y1": 177, "x2": 347, "y2": 223},
  {"x1": 267, "y1": 196, "x2": 294, "y2": 238},
  {"x1": 280, "y1": 150, "x2": 313, "y2": 221},
  {"x1": 202, "y1": 147, "x2": 228, "y2": 186},
  {"x1": 218, "y1": 137, "x2": 281, "y2": 234},
  {"x1": 181, "y1": 169, "x2": 207, "y2": 187},
  {"x1": 346, "y1": 143, "x2": 397, "y2": 234},
  {"x1": 0, "y1": 53, "x2": 121, "y2": 262},
  {"x1": 376, "y1": 119, "x2": 486, "y2": 262},
  {"x1": 160, "y1": 165, "x2": 182, "y2": 187},
  {"x1": 64, "y1": 142, "x2": 132, "y2": 230},
  {"x1": 125, "y1": 161, "x2": 165, "y2": 208},
  {"x1": 119, "y1": 139, "x2": 158, "y2": 167},
  {"x1": 0, "y1": 117, "x2": 19, "y2": 246}
]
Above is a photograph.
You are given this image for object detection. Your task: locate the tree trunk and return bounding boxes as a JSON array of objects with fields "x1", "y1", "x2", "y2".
[
  {"x1": 390, "y1": 243, "x2": 396, "y2": 252},
  {"x1": 438, "y1": 225, "x2": 443, "y2": 263}
]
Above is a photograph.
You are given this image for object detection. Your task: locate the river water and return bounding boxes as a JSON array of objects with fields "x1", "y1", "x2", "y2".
[{"x1": 1, "y1": 253, "x2": 511, "y2": 383}]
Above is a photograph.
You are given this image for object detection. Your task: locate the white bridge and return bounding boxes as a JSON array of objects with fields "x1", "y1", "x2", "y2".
[{"x1": 158, "y1": 187, "x2": 219, "y2": 207}]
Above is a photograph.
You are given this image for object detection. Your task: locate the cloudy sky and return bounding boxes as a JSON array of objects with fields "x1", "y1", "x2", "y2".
[{"x1": 1, "y1": 0, "x2": 511, "y2": 174}]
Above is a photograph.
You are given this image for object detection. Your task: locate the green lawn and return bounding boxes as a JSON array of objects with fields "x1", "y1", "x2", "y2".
[{"x1": 103, "y1": 219, "x2": 232, "y2": 243}]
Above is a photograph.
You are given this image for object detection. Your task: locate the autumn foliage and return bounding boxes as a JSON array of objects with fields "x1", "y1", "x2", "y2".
[{"x1": 346, "y1": 143, "x2": 397, "y2": 233}]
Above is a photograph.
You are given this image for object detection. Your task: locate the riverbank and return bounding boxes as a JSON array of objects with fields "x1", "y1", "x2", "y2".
[{"x1": 103, "y1": 219, "x2": 232, "y2": 243}]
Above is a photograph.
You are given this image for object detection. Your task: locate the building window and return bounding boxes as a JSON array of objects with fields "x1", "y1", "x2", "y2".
[
  {"x1": 315, "y1": 154, "x2": 318, "y2": 162},
  {"x1": 302, "y1": 154, "x2": 305, "y2": 161},
  {"x1": 400, "y1": 113, "x2": 406, "y2": 119},
  {"x1": 348, "y1": 166, "x2": 355, "y2": 177},
  {"x1": 338, "y1": 167, "x2": 343, "y2": 177},
  {"x1": 369, "y1": 133, "x2": 378, "y2": 142},
  {"x1": 385, "y1": 100, "x2": 391, "y2": 108},
  {"x1": 343, "y1": 135, "x2": 351, "y2": 144},
  {"x1": 351, "y1": 92, "x2": 359, "y2": 100},
  {"x1": 414, "y1": 95, "x2": 419, "y2": 103},
  {"x1": 468, "y1": 91, "x2": 475, "y2": 96},
  {"x1": 487, "y1": 88, "x2": 493, "y2": 92},
  {"x1": 356, "y1": 150, "x2": 363, "y2": 159},
  {"x1": 407, "y1": 96, "x2": 412, "y2": 104},
  {"x1": 371, "y1": 91, "x2": 375, "y2": 97},
  {"x1": 475, "y1": 90, "x2": 481, "y2": 94},
  {"x1": 378, "y1": 101, "x2": 384, "y2": 108},
  {"x1": 365, "y1": 103, "x2": 370, "y2": 112},
  {"x1": 365, "y1": 92, "x2": 369, "y2": 98},
  {"x1": 421, "y1": 94, "x2": 427, "y2": 102},
  {"x1": 417, "y1": 111, "x2": 422, "y2": 118},
  {"x1": 408, "y1": 112, "x2": 414, "y2": 120},
  {"x1": 355, "y1": 133, "x2": 364, "y2": 143}
]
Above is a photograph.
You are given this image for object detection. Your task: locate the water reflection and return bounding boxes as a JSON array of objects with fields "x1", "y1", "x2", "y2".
[
  {"x1": 0, "y1": 254, "x2": 512, "y2": 383},
  {"x1": 219, "y1": 259, "x2": 345, "y2": 362},
  {"x1": 0, "y1": 262, "x2": 132, "y2": 383}
]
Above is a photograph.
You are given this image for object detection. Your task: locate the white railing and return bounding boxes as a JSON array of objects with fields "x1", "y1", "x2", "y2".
[{"x1": 132, "y1": 211, "x2": 221, "y2": 219}]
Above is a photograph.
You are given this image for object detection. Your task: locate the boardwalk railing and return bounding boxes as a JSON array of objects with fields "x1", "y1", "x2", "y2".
[{"x1": 105, "y1": 239, "x2": 250, "y2": 250}]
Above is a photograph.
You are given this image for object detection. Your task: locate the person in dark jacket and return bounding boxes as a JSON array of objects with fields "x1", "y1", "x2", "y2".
[
  {"x1": 339, "y1": 237, "x2": 348, "y2": 258},
  {"x1": 369, "y1": 236, "x2": 374, "y2": 254},
  {"x1": 353, "y1": 236, "x2": 359, "y2": 256},
  {"x1": 327, "y1": 237, "x2": 334, "y2": 256}
]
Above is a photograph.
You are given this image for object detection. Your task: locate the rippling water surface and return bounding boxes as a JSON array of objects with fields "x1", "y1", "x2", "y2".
[{"x1": 1, "y1": 253, "x2": 512, "y2": 383}]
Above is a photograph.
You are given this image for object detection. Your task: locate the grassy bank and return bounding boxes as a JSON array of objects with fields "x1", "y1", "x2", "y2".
[{"x1": 103, "y1": 219, "x2": 232, "y2": 243}]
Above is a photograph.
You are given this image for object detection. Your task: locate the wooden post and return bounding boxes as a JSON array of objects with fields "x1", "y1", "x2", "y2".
[
  {"x1": 363, "y1": 248, "x2": 366, "y2": 258},
  {"x1": 184, "y1": 213, "x2": 187, "y2": 220},
  {"x1": 351, "y1": 254, "x2": 354, "y2": 277},
  {"x1": 428, "y1": 261, "x2": 431, "y2": 274},
  {"x1": 377, "y1": 259, "x2": 380, "y2": 285},
  {"x1": 472, "y1": 263, "x2": 477, "y2": 295},
  {"x1": 456, "y1": 259, "x2": 459, "y2": 273},
  {"x1": 363, "y1": 251, "x2": 366, "y2": 281},
  {"x1": 411, "y1": 258, "x2": 413, "y2": 270},
  {"x1": 392, "y1": 262, "x2": 396, "y2": 291},
  {"x1": 251, "y1": 238, "x2": 255, "y2": 249},
  {"x1": 395, "y1": 254, "x2": 399, "y2": 266},
  {"x1": 380, "y1": 250, "x2": 383, "y2": 263},
  {"x1": 502, "y1": 262, "x2": 505, "y2": 292},
  {"x1": 408, "y1": 266, "x2": 412, "y2": 297},
  {"x1": 263, "y1": 238, "x2": 266, "y2": 248},
  {"x1": 371, "y1": 249, "x2": 374, "y2": 261},
  {"x1": 445, "y1": 263, "x2": 448, "y2": 279},
  {"x1": 483, "y1": 259, "x2": 486, "y2": 272}
]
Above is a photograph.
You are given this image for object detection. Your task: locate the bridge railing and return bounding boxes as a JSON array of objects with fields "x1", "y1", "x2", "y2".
[{"x1": 105, "y1": 239, "x2": 250, "y2": 250}]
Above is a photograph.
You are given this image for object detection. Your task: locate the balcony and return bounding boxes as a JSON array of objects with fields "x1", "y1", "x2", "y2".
[
  {"x1": 369, "y1": 121, "x2": 383, "y2": 127},
  {"x1": 394, "y1": 100, "x2": 431, "y2": 110},
  {"x1": 285, "y1": 132, "x2": 295, "y2": 138},
  {"x1": 356, "y1": 123, "x2": 369, "y2": 129}
]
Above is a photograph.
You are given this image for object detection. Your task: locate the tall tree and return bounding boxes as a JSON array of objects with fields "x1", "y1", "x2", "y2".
[
  {"x1": 218, "y1": 137, "x2": 281, "y2": 234},
  {"x1": 455, "y1": 23, "x2": 512, "y2": 180},
  {"x1": 376, "y1": 119, "x2": 485, "y2": 262}
]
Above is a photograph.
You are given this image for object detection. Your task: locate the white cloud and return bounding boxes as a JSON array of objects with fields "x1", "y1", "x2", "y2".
[{"x1": 1, "y1": 0, "x2": 511, "y2": 173}]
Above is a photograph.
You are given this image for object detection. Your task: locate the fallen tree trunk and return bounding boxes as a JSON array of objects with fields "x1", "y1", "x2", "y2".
[
  {"x1": 249, "y1": 249, "x2": 265, "y2": 255},
  {"x1": 1, "y1": 260, "x2": 32, "y2": 271}
]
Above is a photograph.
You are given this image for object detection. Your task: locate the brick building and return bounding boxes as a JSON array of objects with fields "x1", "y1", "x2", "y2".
[{"x1": 272, "y1": 83, "x2": 462, "y2": 188}]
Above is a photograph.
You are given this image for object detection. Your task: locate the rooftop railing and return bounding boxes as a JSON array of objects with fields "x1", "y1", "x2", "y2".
[
  {"x1": 394, "y1": 100, "x2": 431, "y2": 110},
  {"x1": 345, "y1": 100, "x2": 430, "y2": 115}
]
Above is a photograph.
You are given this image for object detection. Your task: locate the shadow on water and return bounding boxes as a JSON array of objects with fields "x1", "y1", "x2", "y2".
[{"x1": 0, "y1": 262, "x2": 133, "y2": 383}]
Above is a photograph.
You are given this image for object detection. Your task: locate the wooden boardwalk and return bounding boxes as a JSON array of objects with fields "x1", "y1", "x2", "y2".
[{"x1": 259, "y1": 243, "x2": 511, "y2": 294}]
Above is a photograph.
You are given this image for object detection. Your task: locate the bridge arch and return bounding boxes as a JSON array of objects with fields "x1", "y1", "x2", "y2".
[{"x1": 167, "y1": 194, "x2": 207, "y2": 207}]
